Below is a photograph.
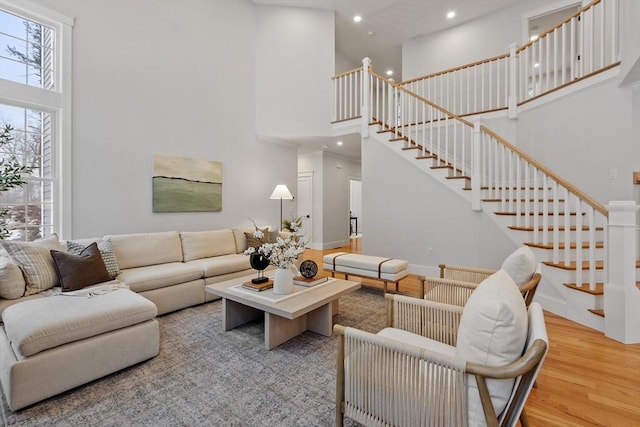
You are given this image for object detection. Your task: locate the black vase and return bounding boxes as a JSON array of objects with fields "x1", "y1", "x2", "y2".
[{"x1": 250, "y1": 253, "x2": 270, "y2": 271}]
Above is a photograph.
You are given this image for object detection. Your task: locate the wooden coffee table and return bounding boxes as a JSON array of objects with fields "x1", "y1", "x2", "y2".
[{"x1": 205, "y1": 275, "x2": 361, "y2": 350}]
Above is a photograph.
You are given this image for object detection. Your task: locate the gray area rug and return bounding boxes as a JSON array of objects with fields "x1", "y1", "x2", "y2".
[{"x1": 1, "y1": 287, "x2": 386, "y2": 426}]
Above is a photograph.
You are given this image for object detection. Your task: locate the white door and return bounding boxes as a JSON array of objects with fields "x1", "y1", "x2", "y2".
[{"x1": 297, "y1": 172, "x2": 313, "y2": 246}]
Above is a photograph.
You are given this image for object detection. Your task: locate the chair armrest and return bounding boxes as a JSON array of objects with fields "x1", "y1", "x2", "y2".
[
  {"x1": 439, "y1": 263, "x2": 496, "y2": 283},
  {"x1": 385, "y1": 293, "x2": 463, "y2": 346},
  {"x1": 419, "y1": 276, "x2": 479, "y2": 306}
]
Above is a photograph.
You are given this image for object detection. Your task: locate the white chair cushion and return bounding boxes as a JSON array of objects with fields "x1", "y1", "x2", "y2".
[
  {"x1": 500, "y1": 246, "x2": 536, "y2": 287},
  {"x1": 456, "y1": 269, "x2": 528, "y2": 426}
]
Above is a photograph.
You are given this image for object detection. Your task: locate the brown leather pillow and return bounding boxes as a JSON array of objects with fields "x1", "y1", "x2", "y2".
[{"x1": 51, "y1": 242, "x2": 111, "y2": 292}]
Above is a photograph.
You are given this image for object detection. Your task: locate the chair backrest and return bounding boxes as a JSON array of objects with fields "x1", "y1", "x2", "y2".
[{"x1": 498, "y1": 302, "x2": 549, "y2": 426}]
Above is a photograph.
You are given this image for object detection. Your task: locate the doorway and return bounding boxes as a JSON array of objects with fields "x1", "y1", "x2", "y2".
[
  {"x1": 349, "y1": 178, "x2": 362, "y2": 238},
  {"x1": 297, "y1": 172, "x2": 313, "y2": 246}
]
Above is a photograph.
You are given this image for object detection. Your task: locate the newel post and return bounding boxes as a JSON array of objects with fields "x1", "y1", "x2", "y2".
[
  {"x1": 508, "y1": 43, "x2": 518, "y2": 119},
  {"x1": 471, "y1": 119, "x2": 482, "y2": 211},
  {"x1": 604, "y1": 201, "x2": 640, "y2": 344},
  {"x1": 361, "y1": 57, "x2": 371, "y2": 138}
]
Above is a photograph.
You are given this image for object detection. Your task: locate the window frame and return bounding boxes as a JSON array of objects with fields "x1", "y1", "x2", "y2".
[{"x1": 0, "y1": 0, "x2": 73, "y2": 240}]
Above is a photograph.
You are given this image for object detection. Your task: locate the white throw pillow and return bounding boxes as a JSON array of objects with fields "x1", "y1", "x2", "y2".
[
  {"x1": 500, "y1": 246, "x2": 536, "y2": 287},
  {"x1": 456, "y1": 269, "x2": 528, "y2": 426}
]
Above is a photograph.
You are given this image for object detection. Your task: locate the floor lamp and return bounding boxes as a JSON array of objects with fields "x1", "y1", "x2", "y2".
[{"x1": 270, "y1": 184, "x2": 294, "y2": 231}]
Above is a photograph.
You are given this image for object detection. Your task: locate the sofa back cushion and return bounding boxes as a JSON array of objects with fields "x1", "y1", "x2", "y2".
[
  {"x1": 106, "y1": 231, "x2": 183, "y2": 270},
  {"x1": 180, "y1": 230, "x2": 236, "y2": 262},
  {"x1": 456, "y1": 269, "x2": 528, "y2": 425}
]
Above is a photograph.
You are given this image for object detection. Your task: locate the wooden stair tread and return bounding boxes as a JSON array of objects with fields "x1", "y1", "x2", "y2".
[
  {"x1": 446, "y1": 175, "x2": 470, "y2": 180},
  {"x1": 509, "y1": 225, "x2": 604, "y2": 232},
  {"x1": 482, "y1": 198, "x2": 566, "y2": 203},
  {"x1": 389, "y1": 137, "x2": 406, "y2": 142},
  {"x1": 401, "y1": 146, "x2": 421, "y2": 151},
  {"x1": 431, "y1": 165, "x2": 453, "y2": 170},
  {"x1": 588, "y1": 309, "x2": 605, "y2": 317},
  {"x1": 415, "y1": 155, "x2": 436, "y2": 160},
  {"x1": 495, "y1": 211, "x2": 584, "y2": 216},
  {"x1": 525, "y1": 241, "x2": 604, "y2": 250},
  {"x1": 543, "y1": 260, "x2": 604, "y2": 270},
  {"x1": 563, "y1": 282, "x2": 604, "y2": 295}
]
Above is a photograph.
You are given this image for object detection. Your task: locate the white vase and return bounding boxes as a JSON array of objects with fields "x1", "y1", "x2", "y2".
[{"x1": 273, "y1": 266, "x2": 295, "y2": 295}]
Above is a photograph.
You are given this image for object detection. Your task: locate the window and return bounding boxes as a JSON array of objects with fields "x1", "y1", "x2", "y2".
[{"x1": 0, "y1": 1, "x2": 72, "y2": 241}]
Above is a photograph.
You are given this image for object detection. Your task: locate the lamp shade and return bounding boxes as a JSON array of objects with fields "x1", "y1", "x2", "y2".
[{"x1": 270, "y1": 184, "x2": 293, "y2": 200}]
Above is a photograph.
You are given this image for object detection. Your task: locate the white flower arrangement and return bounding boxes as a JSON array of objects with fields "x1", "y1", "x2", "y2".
[{"x1": 244, "y1": 218, "x2": 306, "y2": 268}]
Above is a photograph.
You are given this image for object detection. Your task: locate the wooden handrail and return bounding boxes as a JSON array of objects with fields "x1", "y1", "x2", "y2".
[
  {"x1": 516, "y1": 0, "x2": 602, "y2": 53},
  {"x1": 370, "y1": 69, "x2": 474, "y2": 128},
  {"x1": 481, "y1": 126, "x2": 608, "y2": 217},
  {"x1": 400, "y1": 52, "x2": 510, "y2": 86},
  {"x1": 331, "y1": 66, "x2": 363, "y2": 80}
]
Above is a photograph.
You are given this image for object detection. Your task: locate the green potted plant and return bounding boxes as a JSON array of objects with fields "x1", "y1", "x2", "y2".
[{"x1": 0, "y1": 124, "x2": 33, "y2": 239}]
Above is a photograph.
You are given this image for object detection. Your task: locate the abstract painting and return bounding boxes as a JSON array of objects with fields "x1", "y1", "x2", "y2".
[{"x1": 152, "y1": 154, "x2": 222, "y2": 212}]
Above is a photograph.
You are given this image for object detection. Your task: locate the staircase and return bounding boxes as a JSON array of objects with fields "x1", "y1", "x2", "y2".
[{"x1": 329, "y1": 0, "x2": 640, "y2": 342}]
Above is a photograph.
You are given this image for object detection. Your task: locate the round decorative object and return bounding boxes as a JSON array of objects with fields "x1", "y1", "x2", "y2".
[
  {"x1": 299, "y1": 259, "x2": 318, "y2": 279},
  {"x1": 249, "y1": 253, "x2": 270, "y2": 271}
]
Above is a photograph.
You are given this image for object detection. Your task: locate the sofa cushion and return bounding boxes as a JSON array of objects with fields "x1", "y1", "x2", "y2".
[
  {"x1": 51, "y1": 243, "x2": 112, "y2": 292},
  {"x1": 117, "y1": 262, "x2": 203, "y2": 293},
  {"x1": 456, "y1": 269, "x2": 528, "y2": 425},
  {"x1": 232, "y1": 228, "x2": 249, "y2": 254},
  {"x1": 107, "y1": 231, "x2": 183, "y2": 270},
  {"x1": 500, "y1": 246, "x2": 536, "y2": 287},
  {"x1": 186, "y1": 254, "x2": 251, "y2": 278},
  {"x1": 66, "y1": 238, "x2": 120, "y2": 279},
  {"x1": 0, "y1": 257, "x2": 26, "y2": 300},
  {"x1": 180, "y1": 230, "x2": 236, "y2": 262},
  {"x1": 2, "y1": 285, "x2": 156, "y2": 358},
  {"x1": 0, "y1": 235, "x2": 65, "y2": 295}
]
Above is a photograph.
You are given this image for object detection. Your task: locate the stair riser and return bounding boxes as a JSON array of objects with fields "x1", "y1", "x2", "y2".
[
  {"x1": 507, "y1": 228, "x2": 604, "y2": 242},
  {"x1": 483, "y1": 200, "x2": 569, "y2": 212},
  {"x1": 533, "y1": 248, "x2": 605, "y2": 262}
]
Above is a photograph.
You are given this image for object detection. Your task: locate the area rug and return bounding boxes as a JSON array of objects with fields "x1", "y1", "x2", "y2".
[{"x1": 1, "y1": 287, "x2": 386, "y2": 426}]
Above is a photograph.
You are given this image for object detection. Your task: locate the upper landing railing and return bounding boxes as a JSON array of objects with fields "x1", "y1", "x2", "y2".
[{"x1": 399, "y1": 0, "x2": 619, "y2": 118}]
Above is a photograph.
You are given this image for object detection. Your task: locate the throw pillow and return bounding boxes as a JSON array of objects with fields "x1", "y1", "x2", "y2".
[
  {"x1": 456, "y1": 269, "x2": 528, "y2": 426},
  {"x1": 0, "y1": 234, "x2": 65, "y2": 295},
  {"x1": 51, "y1": 242, "x2": 111, "y2": 292},
  {"x1": 500, "y1": 246, "x2": 536, "y2": 287},
  {"x1": 0, "y1": 256, "x2": 26, "y2": 299},
  {"x1": 244, "y1": 227, "x2": 270, "y2": 248},
  {"x1": 66, "y1": 238, "x2": 120, "y2": 279}
]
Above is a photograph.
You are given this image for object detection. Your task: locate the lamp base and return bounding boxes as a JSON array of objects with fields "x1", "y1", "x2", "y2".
[{"x1": 251, "y1": 277, "x2": 270, "y2": 284}]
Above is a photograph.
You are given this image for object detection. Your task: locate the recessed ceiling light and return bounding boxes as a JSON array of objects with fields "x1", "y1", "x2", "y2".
[
  {"x1": 446, "y1": 11, "x2": 455, "y2": 19},
  {"x1": 336, "y1": 141, "x2": 344, "y2": 146},
  {"x1": 534, "y1": 63, "x2": 540, "y2": 68},
  {"x1": 353, "y1": 15, "x2": 362, "y2": 23},
  {"x1": 367, "y1": 30, "x2": 375, "y2": 37},
  {"x1": 386, "y1": 70, "x2": 393, "y2": 76}
]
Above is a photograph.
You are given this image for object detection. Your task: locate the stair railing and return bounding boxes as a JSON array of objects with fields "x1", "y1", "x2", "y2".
[
  {"x1": 479, "y1": 126, "x2": 608, "y2": 291},
  {"x1": 332, "y1": 59, "x2": 608, "y2": 292},
  {"x1": 399, "y1": 0, "x2": 619, "y2": 118}
]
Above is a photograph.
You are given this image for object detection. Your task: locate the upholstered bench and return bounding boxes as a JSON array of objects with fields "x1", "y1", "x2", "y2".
[
  {"x1": 323, "y1": 252, "x2": 409, "y2": 293},
  {"x1": 0, "y1": 283, "x2": 159, "y2": 410}
]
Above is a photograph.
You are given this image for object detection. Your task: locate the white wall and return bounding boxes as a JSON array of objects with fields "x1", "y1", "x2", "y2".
[
  {"x1": 298, "y1": 151, "x2": 361, "y2": 249},
  {"x1": 255, "y1": 5, "x2": 334, "y2": 137},
  {"x1": 41, "y1": 0, "x2": 298, "y2": 238},
  {"x1": 362, "y1": 135, "x2": 514, "y2": 274},
  {"x1": 619, "y1": 0, "x2": 640, "y2": 86},
  {"x1": 322, "y1": 153, "x2": 360, "y2": 249},
  {"x1": 402, "y1": 0, "x2": 558, "y2": 80},
  {"x1": 516, "y1": 77, "x2": 636, "y2": 202}
]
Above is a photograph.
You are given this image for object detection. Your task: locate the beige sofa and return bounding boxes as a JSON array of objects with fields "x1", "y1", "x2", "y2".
[
  {"x1": 0, "y1": 227, "x2": 264, "y2": 316},
  {"x1": 0, "y1": 226, "x2": 271, "y2": 410}
]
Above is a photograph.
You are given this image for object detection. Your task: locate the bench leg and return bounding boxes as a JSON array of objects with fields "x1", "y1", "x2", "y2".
[
  {"x1": 331, "y1": 272, "x2": 335, "y2": 278},
  {"x1": 383, "y1": 281, "x2": 388, "y2": 294},
  {"x1": 344, "y1": 274, "x2": 349, "y2": 280}
]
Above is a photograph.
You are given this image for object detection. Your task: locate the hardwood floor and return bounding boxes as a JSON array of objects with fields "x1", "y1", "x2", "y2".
[{"x1": 304, "y1": 238, "x2": 640, "y2": 426}]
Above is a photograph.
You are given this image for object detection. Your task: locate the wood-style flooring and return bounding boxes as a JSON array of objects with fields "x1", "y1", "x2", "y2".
[{"x1": 304, "y1": 238, "x2": 640, "y2": 426}]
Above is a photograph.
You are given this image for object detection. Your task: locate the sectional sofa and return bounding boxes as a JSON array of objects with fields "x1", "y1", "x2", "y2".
[{"x1": 0, "y1": 227, "x2": 274, "y2": 410}]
